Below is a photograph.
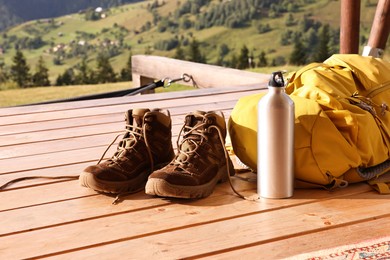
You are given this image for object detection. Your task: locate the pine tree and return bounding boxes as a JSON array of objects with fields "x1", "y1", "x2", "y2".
[
  {"x1": 120, "y1": 53, "x2": 133, "y2": 81},
  {"x1": 313, "y1": 24, "x2": 331, "y2": 62},
  {"x1": 230, "y1": 54, "x2": 238, "y2": 69},
  {"x1": 237, "y1": 45, "x2": 250, "y2": 69},
  {"x1": 305, "y1": 28, "x2": 319, "y2": 48},
  {"x1": 285, "y1": 13, "x2": 295, "y2": 26},
  {"x1": 96, "y1": 53, "x2": 116, "y2": 83},
  {"x1": 174, "y1": 43, "x2": 185, "y2": 60},
  {"x1": 219, "y1": 43, "x2": 230, "y2": 58},
  {"x1": 75, "y1": 57, "x2": 91, "y2": 84},
  {"x1": 257, "y1": 51, "x2": 268, "y2": 67},
  {"x1": 32, "y1": 56, "x2": 50, "y2": 86},
  {"x1": 0, "y1": 61, "x2": 9, "y2": 83},
  {"x1": 56, "y1": 69, "x2": 75, "y2": 86},
  {"x1": 188, "y1": 38, "x2": 205, "y2": 63},
  {"x1": 216, "y1": 43, "x2": 230, "y2": 66},
  {"x1": 289, "y1": 37, "x2": 307, "y2": 65},
  {"x1": 55, "y1": 74, "x2": 63, "y2": 86},
  {"x1": 10, "y1": 49, "x2": 31, "y2": 88}
]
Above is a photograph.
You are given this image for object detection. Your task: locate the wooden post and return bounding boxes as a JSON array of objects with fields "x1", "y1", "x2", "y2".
[
  {"x1": 363, "y1": 0, "x2": 390, "y2": 57},
  {"x1": 340, "y1": 0, "x2": 361, "y2": 54},
  {"x1": 131, "y1": 74, "x2": 156, "y2": 94}
]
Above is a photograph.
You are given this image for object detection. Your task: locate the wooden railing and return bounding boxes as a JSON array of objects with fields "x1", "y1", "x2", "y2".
[{"x1": 131, "y1": 55, "x2": 269, "y2": 93}]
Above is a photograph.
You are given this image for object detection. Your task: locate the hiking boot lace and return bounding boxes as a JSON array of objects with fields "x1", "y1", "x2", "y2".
[
  {"x1": 106, "y1": 121, "x2": 154, "y2": 204},
  {"x1": 171, "y1": 121, "x2": 206, "y2": 172},
  {"x1": 0, "y1": 120, "x2": 155, "y2": 204},
  {"x1": 0, "y1": 175, "x2": 79, "y2": 191},
  {"x1": 174, "y1": 114, "x2": 257, "y2": 201},
  {"x1": 98, "y1": 122, "x2": 154, "y2": 170}
]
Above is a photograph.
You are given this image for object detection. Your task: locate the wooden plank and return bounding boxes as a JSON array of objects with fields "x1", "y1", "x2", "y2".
[
  {"x1": 0, "y1": 182, "x2": 371, "y2": 236},
  {"x1": 0, "y1": 109, "x2": 232, "y2": 160},
  {"x1": 0, "y1": 89, "x2": 257, "y2": 126},
  {"x1": 197, "y1": 216, "x2": 390, "y2": 259},
  {"x1": 0, "y1": 180, "x2": 94, "y2": 212},
  {"x1": 0, "y1": 192, "x2": 171, "y2": 236},
  {"x1": 0, "y1": 114, "x2": 122, "y2": 136},
  {"x1": 0, "y1": 162, "x2": 92, "y2": 191},
  {"x1": 0, "y1": 184, "x2": 376, "y2": 259},
  {"x1": 0, "y1": 105, "x2": 233, "y2": 138},
  {"x1": 0, "y1": 132, "x2": 119, "y2": 159},
  {"x1": 0, "y1": 122, "x2": 123, "y2": 147},
  {"x1": 0, "y1": 85, "x2": 261, "y2": 117},
  {"x1": 131, "y1": 55, "x2": 269, "y2": 88},
  {"x1": 0, "y1": 103, "x2": 236, "y2": 148},
  {"x1": 0, "y1": 74, "x2": 386, "y2": 260},
  {"x1": 0, "y1": 145, "x2": 117, "y2": 174},
  {"x1": 0, "y1": 170, "x2": 253, "y2": 211},
  {"x1": 0, "y1": 111, "x2": 233, "y2": 166}
]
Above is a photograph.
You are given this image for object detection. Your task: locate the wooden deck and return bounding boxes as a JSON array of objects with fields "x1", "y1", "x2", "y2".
[{"x1": 1, "y1": 57, "x2": 390, "y2": 259}]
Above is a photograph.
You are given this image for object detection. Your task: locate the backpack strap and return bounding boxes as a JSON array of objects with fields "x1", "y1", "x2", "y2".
[
  {"x1": 294, "y1": 176, "x2": 348, "y2": 191},
  {"x1": 358, "y1": 160, "x2": 390, "y2": 194},
  {"x1": 286, "y1": 63, "x2": 333, "y2": 94},
  {"x1": 368, "y1": 174, "x2": 390, "y2": 194}
]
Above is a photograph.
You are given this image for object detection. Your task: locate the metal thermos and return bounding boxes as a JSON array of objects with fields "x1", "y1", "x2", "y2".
[{"x1": 257, "y1": 71, "x2": 294, "y2": 199}]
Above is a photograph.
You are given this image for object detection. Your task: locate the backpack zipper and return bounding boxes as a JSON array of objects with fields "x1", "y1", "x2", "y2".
[{"x1": 365, "y1": 81, "x2": 390, "y2": 98}]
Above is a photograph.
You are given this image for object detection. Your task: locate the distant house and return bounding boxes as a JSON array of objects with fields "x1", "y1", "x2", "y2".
[
  {"x1": 95, "y1": 7, "x2": 107, "y2": 19},
  {"x1": 52, "y1": 44, "x2": 65, "y2": 53}
]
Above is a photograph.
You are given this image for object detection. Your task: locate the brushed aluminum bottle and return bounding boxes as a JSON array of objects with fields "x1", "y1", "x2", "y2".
[{"x1": 257, "y1": 71, "x2": 294, "y2": 199}]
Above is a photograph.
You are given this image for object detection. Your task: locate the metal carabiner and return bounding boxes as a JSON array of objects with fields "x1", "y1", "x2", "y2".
[{"x1": 164, "y1": 73, "x2": 193, "y2": 87}]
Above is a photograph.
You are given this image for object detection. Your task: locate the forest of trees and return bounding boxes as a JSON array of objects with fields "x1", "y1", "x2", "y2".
[
  {"x1": 144, "y1": 0, "x2": 339, "y2": 67},
  {"x1": 0, "y1": 49, "x2": 133, "y2": 88},
  {"x1": 0, "y1": 0, "x2": 351, "y2": 89},
  {"x1": 0, "y1": 0, "x2": 142, "y2": 31}
]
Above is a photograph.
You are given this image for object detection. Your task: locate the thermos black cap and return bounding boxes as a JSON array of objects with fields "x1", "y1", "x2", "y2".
[{"x1": 269, "y1": 71, "x2": 285, "y2": 87}]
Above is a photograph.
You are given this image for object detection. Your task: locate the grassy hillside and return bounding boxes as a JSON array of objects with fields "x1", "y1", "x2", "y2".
[
  {"x1": 0, "y1": 1, "x2": 152, "y2": 81},
  {"x1": 0, "y1": 64, "x2": 296, "y2": 107},
  {"x1": 0, "y1": 81, "x2": 199, "y2": 107},
  {"x1": 0, "y1": 0, "x2": 388, "y2": 96}
]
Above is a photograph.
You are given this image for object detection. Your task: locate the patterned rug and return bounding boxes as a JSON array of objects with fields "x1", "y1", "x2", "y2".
[{"x1": 289, "y1": 237, "x2": 390, "y2": 260}]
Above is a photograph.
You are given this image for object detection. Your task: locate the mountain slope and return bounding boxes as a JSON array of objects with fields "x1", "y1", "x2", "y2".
[
  {"x1": 0, "y1": 2, "x2": 22, "y2": 32},
  {"x1": 0, "y1": 0, "x2": 142, "y2": 31},
  {"x1": 0, "y1": 0, "x2": 387, "y2": 84}
]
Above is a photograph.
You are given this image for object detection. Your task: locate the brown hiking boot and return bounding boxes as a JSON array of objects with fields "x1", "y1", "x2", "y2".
[
  {"x1": 80, "y1": 108, "x2": 174, "y2": 194},
  {"x1": 145, "y1": 110, "x2": 235, "y2": 199}
]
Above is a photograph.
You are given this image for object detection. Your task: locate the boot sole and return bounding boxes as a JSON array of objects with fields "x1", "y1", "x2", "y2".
[
  {"x1": 79, "y1": 162, "x2": 169, "y2": 194},
  {"x1": 145, "y1": 161, "x2": 234, "y2": 199},
  {"x1": 79, "y1": 170, "x2": 148, "y2": 194}
]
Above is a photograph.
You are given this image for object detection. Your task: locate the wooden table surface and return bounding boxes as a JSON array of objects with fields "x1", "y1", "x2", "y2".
[{"x1": 1, "y1": 85, "x2": 390, "y2": 260}]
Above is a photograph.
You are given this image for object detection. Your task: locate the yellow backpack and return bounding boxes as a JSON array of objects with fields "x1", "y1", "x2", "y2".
[{"x1": 228, "y1": 54, "x2": 390, "y2": 193}]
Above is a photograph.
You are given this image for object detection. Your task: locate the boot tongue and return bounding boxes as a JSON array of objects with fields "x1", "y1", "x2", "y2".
[
  {"x1": 126, "y1": 108, "x2": 150, "y2": 127},
  {"x1": 176, "y1": 111, "x2": 206, "y2": 162},
  {"x1": 133, "y1": 108, "x2": 150, "y2": 127},
  {"x1": 122, "y1": 108, "x2": 150, "y2": 149},
  {"x1": 191, "y1": 110, "x2": 206, "y2": 125}
]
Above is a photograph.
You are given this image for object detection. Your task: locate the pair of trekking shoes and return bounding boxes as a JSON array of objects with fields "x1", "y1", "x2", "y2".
[{"x1": 79, "y1": 108, "x2": 235, "y2": 202}]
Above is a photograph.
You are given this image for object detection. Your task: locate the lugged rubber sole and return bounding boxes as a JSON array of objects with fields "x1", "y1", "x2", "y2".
[
  {"x1": 79, "y1": 162, "x2": 170, "y2": 194},
  {"x1": 145, "y1": 162, "x2": 233, "y2": 199},
  {"x1": 79, "y1": 169, "x2": 148, "y2": 194}
]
